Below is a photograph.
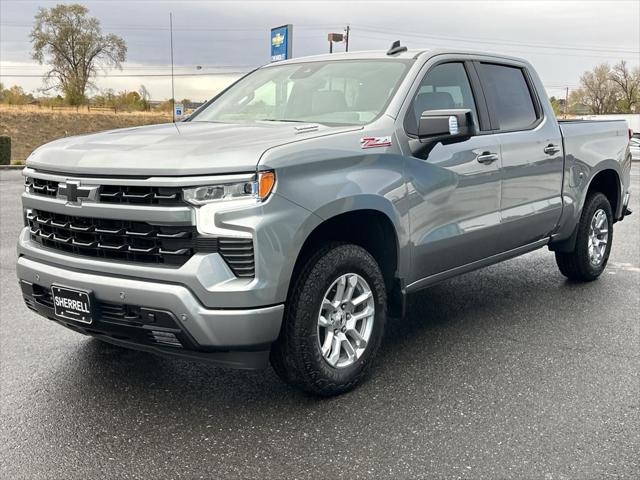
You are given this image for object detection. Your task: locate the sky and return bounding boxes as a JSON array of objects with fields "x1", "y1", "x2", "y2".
[{"x1": 1, "y1": 0, "x2": 639, "y2": 101}]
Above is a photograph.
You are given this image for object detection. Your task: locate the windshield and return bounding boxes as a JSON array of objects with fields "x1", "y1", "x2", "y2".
[{"x1": 190, "y1": 59, "x2": 413, "y2": 126}]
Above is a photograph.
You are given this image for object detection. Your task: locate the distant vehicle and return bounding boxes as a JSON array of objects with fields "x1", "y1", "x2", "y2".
[
  {"x1": 17, "y1": 45, "x2": 633, "y2": 395},
  {"x1": 631, "y1": 136, "x2": 640, "y2": 161}
]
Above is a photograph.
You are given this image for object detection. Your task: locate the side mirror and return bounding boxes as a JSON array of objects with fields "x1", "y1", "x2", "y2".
[{"x1": 418, "y1": 109, "x2": 476, "y2": 141}]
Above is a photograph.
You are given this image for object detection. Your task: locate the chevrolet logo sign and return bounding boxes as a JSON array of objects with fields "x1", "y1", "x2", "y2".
[
  {"x1": 272, "y1": 32, "x2": 285, "y2": 47},
  {"x1": 57, "y1": 181, "x2": 100, "y2": 204}
]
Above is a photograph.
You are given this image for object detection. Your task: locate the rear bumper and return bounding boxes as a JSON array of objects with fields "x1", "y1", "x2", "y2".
[{"x1": 17, "y1": 256, "x2": 284, "y2": 369}]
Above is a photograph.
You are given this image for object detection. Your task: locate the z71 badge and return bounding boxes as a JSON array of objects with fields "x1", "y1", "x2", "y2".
[{"x1": 361, "y1": 136, "x2": 392, "y2": 149}]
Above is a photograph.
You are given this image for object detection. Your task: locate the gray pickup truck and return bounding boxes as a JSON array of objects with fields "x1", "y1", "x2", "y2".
[{"x1": 17, "y1": 44, "x2": 632, "y2": 395}]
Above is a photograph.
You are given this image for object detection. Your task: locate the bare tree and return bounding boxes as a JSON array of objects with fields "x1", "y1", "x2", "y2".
[
  {"x1": 610, "y1": 60, "x2": 640, "y2": 113},
  {"x1": 30, "y1": 3, "x2": 127, "y2": 105},
  {"x1": 579, "y1": 63, "x2": 619, "y2": 114},
  {"x1": 138, "y1": 84, "x2": 150, "y2": 102}
]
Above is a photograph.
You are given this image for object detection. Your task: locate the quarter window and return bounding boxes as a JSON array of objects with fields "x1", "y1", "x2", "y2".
[{"x1": 479, "y1": 63, "x2": 539, "y2": 131}]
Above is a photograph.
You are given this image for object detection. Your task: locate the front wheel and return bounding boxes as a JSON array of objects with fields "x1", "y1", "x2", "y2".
[
  {"x1": 555, "y1": 192, "x2": 613, "y2": 282},
  {"x1": 270, "y1": 243, "x2": 386, "y2": 396}
]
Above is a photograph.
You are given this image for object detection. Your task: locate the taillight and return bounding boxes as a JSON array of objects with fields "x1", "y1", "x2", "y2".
[{"x1": 629, "y1": 128, "x2": 634, "y2": 140}]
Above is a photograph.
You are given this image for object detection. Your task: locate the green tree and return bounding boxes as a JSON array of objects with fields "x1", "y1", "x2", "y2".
[
  {"x1": 30, "y1": 3, "x2": 127, "y2": 105},
  {"x1": 1, "y1": 85, "x2": 34, "y2": 105},
  {"x1": 549, "y1": 96, "x2": 562, "y2": 116}
]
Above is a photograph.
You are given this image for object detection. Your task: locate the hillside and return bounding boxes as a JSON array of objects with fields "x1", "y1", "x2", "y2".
[{"x1": 0, "y1": 106, "x2": 171, "y2": 163}]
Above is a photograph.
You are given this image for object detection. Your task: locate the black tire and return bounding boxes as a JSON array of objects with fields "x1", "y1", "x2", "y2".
[
  {"x1": 555, "y1": 192, "x2": 613, "y2": 282},
  {"x1": 270, "y1": 243, "x2": 386, "y2": 396}
]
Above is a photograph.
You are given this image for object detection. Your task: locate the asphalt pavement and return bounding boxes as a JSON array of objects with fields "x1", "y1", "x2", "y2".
[{"x1": 1, "y1": 166, "x2": 638, "y2": 479}]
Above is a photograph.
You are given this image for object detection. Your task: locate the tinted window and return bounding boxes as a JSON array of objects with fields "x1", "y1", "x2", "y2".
[
  {"x1": 479, "y1": 63, "x2": 538, "y2": 131},
  {"x1": 406, "y1": 62, "x2": 478, "y2": 135}
]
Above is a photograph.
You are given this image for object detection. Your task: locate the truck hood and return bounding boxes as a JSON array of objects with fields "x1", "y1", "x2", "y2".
[{"x1": 27, "y1": 121, "x2": 360, "y2": 176}]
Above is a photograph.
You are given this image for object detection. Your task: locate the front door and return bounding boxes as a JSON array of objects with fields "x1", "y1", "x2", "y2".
[{"x1": 400, "y1": 61, "x2": 504, "y2": 284}]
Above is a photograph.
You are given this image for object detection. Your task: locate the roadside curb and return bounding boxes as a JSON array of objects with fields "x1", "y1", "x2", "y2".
[{"x1": 0, "y1": 165, "x2": 24, "y2": 170}]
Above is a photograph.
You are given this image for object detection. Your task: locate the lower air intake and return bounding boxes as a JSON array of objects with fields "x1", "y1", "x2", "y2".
[{"x1": 149, "y1": 331, "x2": 182, "y2": 348}]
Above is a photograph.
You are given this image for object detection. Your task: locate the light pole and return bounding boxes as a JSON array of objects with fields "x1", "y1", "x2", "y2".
[{"x1": 170, "y1": 12, "x2": 175, "y2": 123}]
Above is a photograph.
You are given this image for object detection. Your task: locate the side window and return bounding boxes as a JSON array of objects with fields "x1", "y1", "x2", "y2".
[
  {"x1": 479, "y1": 63, "x2": 539, "y2": 131},
  {"x1": 405, "y1": 62, "x2": 478, "y2": 136}
]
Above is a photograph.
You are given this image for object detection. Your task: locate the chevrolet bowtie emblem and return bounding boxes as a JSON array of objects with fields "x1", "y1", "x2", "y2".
[
  {"x1": 57, "y1": 181, "x2": 100, "y2": 204},
  {"x1": 272, "y1": 32, "x2": 285, "y2": 47}
]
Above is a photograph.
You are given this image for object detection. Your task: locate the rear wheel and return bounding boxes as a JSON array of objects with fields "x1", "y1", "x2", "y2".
[
  {"x1": 555, "y1": 192, "x2": 613, "y2": 282},
  {"x1": 270, "y1": 243, "x2": 386, "y2": 396}
]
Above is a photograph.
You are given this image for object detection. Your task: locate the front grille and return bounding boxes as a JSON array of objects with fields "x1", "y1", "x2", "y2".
[
  {"x1": 25, "y1": 177, "x2": 186, "y2": 206},
  {"x1": 28, "y1": 209, "x2": 199, "y2": 266},
  {"x1": 26, "y1": 209, "x2": 255, "y2": 275},
  {"x1": 25, "y1": 177, "x2": 58, "y2": 197},
  {"x1": 98, "y1": 185, "x2": 185, "y2": 205}
]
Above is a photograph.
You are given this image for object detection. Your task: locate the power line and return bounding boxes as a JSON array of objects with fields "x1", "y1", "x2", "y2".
[
  {"x1": 0, "y1": 22, "x2": 339, "y2": 32},
  {"x1": 0, "y1": 72, "x2": 249, "y2": 78},
  {"x1": 0, "y1": 64, "x2": 255, "y2": 70},
  {"x1": 6, "y1": 19, "x2": 635, "y2": 54},
  {"x1": 351, "y1": 24, "x2": 640, "y2": 55},
  {"x1": 353, "y1": 32, "x2": 640, "y2": 61}
]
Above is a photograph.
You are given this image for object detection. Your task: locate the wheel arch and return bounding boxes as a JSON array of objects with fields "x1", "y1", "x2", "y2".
[
  {"x1": 550, "y1": 166, "x2": 622, "y2": 253},
  {"x1": 286, "y1": 201, "x2": 406, "y2": 317},
  {"x1": 585, "y1": 167, "x2": 621, "y2": 220}
]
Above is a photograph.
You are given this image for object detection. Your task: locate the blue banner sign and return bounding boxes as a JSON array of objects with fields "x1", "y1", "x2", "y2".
[{"x1": 271, "y1": 24, "x2": 293, "y2": 62}]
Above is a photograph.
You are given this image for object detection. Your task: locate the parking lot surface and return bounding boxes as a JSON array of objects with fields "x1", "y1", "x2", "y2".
[{"x1": 1, "y1": 166, "x2": 638, "y2": 479}]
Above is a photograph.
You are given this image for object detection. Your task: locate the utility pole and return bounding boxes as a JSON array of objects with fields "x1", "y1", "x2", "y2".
[
  {"x1": 170, "y1": 12, "x2": 175, "y2": 123},
  {"x1": 344, "y1": 25, "x2": 350, "y2": 52},
  {"x1": 564, "y1": 86, "x2": 569, "y2": 119}
]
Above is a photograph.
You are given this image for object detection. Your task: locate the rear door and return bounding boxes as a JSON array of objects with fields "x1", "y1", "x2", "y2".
[{"x1": 476, "y1": 61, "x2": 564, "y2": 249}]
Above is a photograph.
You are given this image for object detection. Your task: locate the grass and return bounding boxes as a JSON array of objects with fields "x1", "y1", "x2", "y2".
[{"x1": 0, "y1": 104, "x2": 172, "y2": 163}]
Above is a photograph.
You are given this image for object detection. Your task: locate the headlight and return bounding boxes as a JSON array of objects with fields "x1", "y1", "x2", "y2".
[{"x1": 182, "y1": 171, "x2": 275, "y2": 205}]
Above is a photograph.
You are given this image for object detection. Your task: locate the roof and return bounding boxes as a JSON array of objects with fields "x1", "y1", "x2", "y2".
[
  {"x1": 264, "y1": 49, "x2": 429, "y2": 66},
  {"x1": 261, "y1": 47, "x2": 531, "y2": 68}
]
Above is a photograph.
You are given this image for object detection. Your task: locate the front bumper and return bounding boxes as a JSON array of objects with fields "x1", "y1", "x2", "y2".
[{"x1": 17, "y1": 256, "x2": 284, "y2": 369}]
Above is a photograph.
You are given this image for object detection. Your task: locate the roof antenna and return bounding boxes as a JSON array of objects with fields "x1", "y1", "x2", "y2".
[{"x1": 387, "y1": 40, "x2": 407, "y2": 56}]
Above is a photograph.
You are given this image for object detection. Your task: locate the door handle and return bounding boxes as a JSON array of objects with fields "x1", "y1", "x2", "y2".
[
  {"x1": 476, "y1": 152, "x2": 499, "y2": 164},
  {"x1": 544, "y1": 144, "x2": 561, "y2": 155}
]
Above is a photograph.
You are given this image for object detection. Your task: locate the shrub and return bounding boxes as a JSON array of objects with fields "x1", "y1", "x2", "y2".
[{"x1": 0, "y1": 136, "x2": 11, "y2": 165}]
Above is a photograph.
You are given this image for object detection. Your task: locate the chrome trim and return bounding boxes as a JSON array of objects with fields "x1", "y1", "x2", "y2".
[
  {"x1": 23, "y1": 167, "x2": 256, "y2": 188},
  {"x1": 22, "y1": 193, "x2": 194, "y2": 225}
]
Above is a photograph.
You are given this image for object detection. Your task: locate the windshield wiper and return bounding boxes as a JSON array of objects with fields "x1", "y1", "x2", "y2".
[{"x1": 257, "y1": 118, "x2": 308, "y2": 123}]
